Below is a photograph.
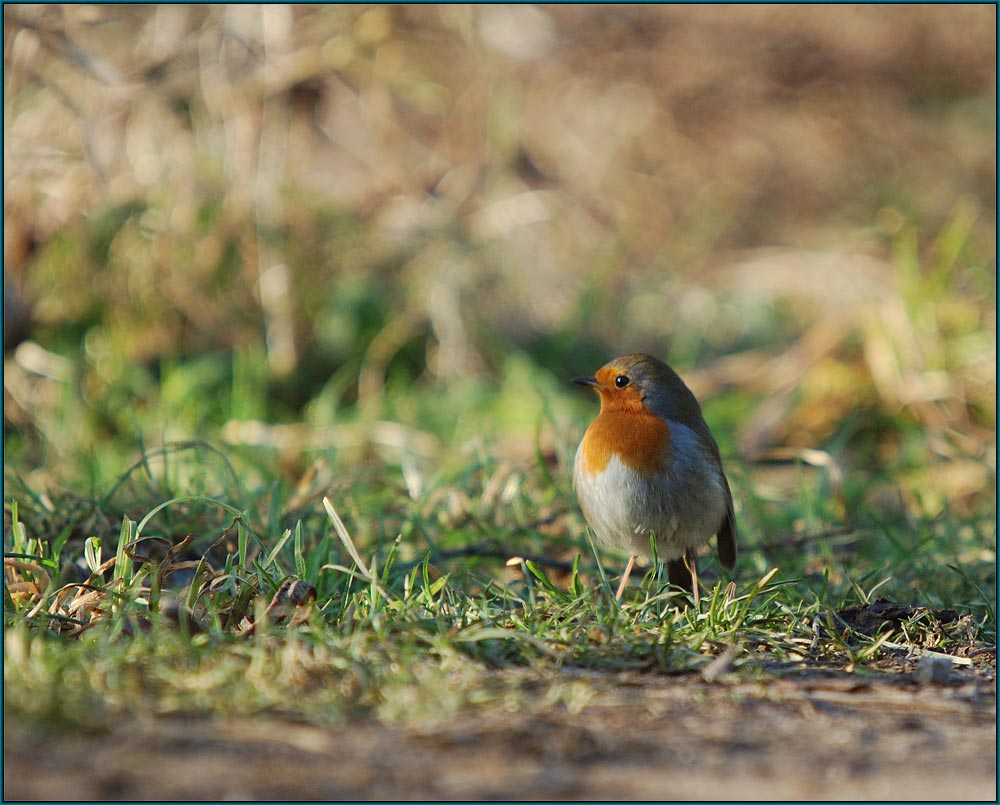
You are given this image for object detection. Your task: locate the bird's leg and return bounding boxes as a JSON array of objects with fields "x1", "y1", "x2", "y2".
[
  {"x1": 683, "y1": 547, "x2": 700, "y2": 607},
  {"x1": 614, "y1": 554, "x2": 637, "y2": 601}
]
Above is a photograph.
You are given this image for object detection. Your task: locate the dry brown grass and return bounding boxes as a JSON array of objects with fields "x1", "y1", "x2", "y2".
[{"x1": 3, "y1": 5, "x2": 996, "y2": 510}]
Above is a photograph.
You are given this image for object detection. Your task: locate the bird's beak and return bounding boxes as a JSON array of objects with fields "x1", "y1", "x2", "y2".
[{"x1": 572, "y1": 375, "x2": 599, "y2": 389}]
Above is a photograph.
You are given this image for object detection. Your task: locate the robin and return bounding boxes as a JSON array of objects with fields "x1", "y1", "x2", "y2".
[{"x1": 573, "y1": 353, "x2": 737, "y2": 604}]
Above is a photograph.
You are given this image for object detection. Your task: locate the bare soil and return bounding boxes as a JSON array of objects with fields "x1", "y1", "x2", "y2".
[{"x1": 5, "y1": 662, "x2": 995, "y2": 802}]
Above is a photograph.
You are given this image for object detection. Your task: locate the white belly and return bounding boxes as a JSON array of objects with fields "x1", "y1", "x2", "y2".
[{"x1": 573, "y1": 423, "x2": 726, "y2": 561}]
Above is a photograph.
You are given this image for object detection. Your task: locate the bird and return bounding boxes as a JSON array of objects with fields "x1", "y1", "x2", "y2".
[{"x1": 572, "y1": 353, "x2": 737, "y2": 605}]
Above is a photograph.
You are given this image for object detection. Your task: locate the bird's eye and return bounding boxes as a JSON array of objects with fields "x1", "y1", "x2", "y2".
[{"x1": 614, "y1": 374, "x2": 630, "y2": 388}]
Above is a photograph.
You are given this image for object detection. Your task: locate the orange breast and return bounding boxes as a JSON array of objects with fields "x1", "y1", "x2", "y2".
[{"x1": 578, "y1": 410, "x2": 671, "y2": 477}]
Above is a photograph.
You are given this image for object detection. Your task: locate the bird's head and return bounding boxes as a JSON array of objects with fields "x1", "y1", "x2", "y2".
[{"x1": 573, "y1": 353, "x2": 702, "y2": 421}]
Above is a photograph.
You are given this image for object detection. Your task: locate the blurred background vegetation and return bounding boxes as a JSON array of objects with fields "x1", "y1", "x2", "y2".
[{"x1": 3, "y1": 5, "x2": 995, "y2": 601}]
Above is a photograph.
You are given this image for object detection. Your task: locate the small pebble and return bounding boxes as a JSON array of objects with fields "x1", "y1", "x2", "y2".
[{"x1": 913, "y1": 655, "x2": 953, "y2": 685}]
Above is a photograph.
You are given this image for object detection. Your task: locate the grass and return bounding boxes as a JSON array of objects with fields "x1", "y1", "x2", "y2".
[
  {"x1": 3, "y1": 5, "x2": 994, "y2": 747},
  {"x1": 5, "y1": 364, "x2": 995, "y2": 733},
  {"x1": 5, "y1": 259, "x2": 995, "y2": 737}
]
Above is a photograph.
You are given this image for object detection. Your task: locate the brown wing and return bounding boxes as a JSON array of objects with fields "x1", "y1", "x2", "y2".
[{"x1": 716, "y1": 471, "x2": 738, "y2": 571}]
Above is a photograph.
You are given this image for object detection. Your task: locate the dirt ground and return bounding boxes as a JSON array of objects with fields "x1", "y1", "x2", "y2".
[{"x1": 6, "y1": 662, "x2": 995, "y2": 802}]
